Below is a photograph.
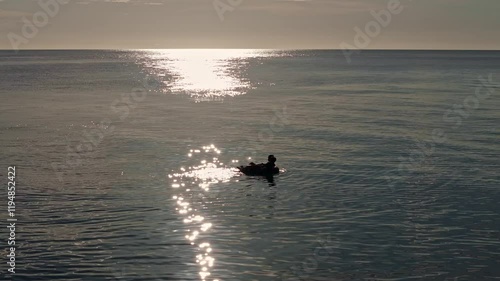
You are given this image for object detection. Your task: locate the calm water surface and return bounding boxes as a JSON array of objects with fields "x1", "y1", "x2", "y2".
[{"x1": 0, "y1": 50, "x2": 499, "y2": 281}]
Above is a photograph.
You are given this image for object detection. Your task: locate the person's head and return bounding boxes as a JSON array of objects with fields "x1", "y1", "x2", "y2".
[{"x1": 268, "y1": 155, "x2": 277, "y2": 163}]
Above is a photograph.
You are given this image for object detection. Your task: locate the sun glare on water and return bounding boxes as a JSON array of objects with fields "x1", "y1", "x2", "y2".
[
  {"x1": 169, "y1": 144, "x2": 240, "y2": 281},
  {"x1": 137, "y1": 49, "x2": 269, "y2": 101}
]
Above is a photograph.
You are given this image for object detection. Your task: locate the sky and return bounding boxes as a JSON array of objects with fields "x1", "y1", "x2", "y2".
[{"x1": 0, "y1": 0, "x2": 499, "y2": 50}]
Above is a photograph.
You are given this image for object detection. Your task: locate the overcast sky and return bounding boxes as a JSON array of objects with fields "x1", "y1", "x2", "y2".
[{"x1": 0, "y1": 0, "x2": 499, "y2": 50}]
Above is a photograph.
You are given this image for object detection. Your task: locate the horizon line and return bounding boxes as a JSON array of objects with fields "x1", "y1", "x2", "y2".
[{"x1": 1, "y1": 48, "x2": 499, "y2": 52}]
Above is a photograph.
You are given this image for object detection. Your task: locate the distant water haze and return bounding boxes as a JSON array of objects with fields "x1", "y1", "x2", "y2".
[{"x1": 0, "y1": 50, "x2": 499, "y2": 280}]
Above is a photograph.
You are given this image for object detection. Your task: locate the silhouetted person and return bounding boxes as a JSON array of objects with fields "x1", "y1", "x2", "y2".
[
  {"x1": 238, "y1": 155, "x2": 279, "y2": 176},
  {"x1": 264, "y1": 155, "x2": 277, "y2": 170}
]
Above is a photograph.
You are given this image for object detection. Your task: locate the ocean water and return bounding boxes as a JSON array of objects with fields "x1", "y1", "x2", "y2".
[{"x1": 0, "y1": 50, "x2": 499, "y2": 281}]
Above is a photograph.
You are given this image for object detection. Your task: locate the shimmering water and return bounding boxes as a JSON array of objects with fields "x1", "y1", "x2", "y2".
[{"x1": 0, "y1": 50, "x2": 499, "y2": 281}]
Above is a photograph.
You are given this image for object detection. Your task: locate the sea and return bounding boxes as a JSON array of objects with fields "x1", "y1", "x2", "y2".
[{"x1": 0, "y1": 50, "x2": 499, "y2": 281}]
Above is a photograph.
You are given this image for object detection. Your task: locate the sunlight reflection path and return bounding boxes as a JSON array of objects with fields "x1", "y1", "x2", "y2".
[
  {"x1": 169, "y1": 144, "x2": 240, "y2": 281},
  {"x1": 136, "y1": 49, "x2": 270, "y2": 101}
]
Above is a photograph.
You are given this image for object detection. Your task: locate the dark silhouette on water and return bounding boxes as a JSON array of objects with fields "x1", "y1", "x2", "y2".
[{"x1": 238, "y1": 155, "x2": 280, "y2": 177}]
